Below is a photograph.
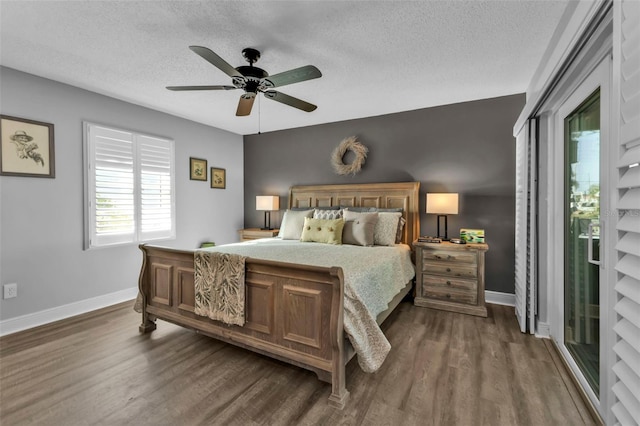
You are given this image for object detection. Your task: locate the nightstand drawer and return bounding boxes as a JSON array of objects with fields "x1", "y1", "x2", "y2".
[
  {"x1": 423, "y1": 262, "x2": 477, "y2": 279},
  {"x1": 422, "y1": 286, "x2": 478, "y2": 305},
  {"x1": 239, "y1": 228, "x2": 279, "y2": 241},
  {"x1": 422, "y1": 249, "x2": 476, "y2": 264},
  {"x1": 422, "y1": 275, "x2": 477, "y2": 292}
]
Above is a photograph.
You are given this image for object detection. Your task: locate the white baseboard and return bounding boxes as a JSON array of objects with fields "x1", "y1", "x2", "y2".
[
  {"x1": 485, "y1": 290, "x2": 515, "y2": 306},
  {"x1": 535, "y1": 322, "x2": 551, "y2": 338},
  {"x1": 0, "y1": 287, "x2": 138, "y2": 337}
]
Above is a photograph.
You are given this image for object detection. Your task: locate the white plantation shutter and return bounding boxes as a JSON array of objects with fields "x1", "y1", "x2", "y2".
[
  {"x1": 85, "y1": 124, "x2": 174, "y2": 248},
  {"x1": 514, "y1": 119, "x2": 537, "y2": 334},
  {"x1": 527, "y1": 119, "x2": 537, "y2": 335},
  {"x1": 515, "y1": 124, "x2": 528, "y2": 333},
  {"x1": 612, "y1": 1, "x2": 640, "y2": 424},
  {"x1": 138, "y1": 135, "x2": 175, "y2": 241},
  {"x1": 90, "y1": 126, "x2": 136, "y2": 246}
]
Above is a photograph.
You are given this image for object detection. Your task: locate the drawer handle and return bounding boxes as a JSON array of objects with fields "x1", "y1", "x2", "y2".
[
  {"x1": 435, "y1": 255, "x2": 442, "y2": 259},
  {"x1": 447, "y1": 255, "x2": 455, "y2": 260},
  {"x1": 446, "y1": 294, "x2": 451, "y2": 298},
  {"x1": 446, "y1": 267, "x2": 451, "y2": 272},
  {"x1": 446, "y1": 281, "x2": 452, "y2": 286}
]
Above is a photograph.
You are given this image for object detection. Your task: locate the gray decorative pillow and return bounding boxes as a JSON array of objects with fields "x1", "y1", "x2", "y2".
[
  {"x1": 278, "y1": 209, "x2": 314, "y2": 240},
  {"x1": 374, "y1": 212, "x2": 402, "y2": 246},
  {"x1": 293, "y1": 206, "x2": 340, "y2": 211},
  {"x1": 314, "y1": 208, "x2": 343, "y2": 220},
  {"x1": 343, "y1": 210, "x2": 378, "y2": 246},
  {"x1": 340, "y1": 206, "x2": 376, "y2": 212}
]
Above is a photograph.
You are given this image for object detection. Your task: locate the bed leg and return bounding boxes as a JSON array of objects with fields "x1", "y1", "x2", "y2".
[
  {"x1": 327, "y1": 363, "x2": 349, "y2": 409},
  {"x1": 137, "y1": 245, "x2": 156, "y2": 334},
  {"x1": 328, "y1": 388, "x2": 349, "y2": 409},
  {"x1": 139, "y1": 318, "x2": 156, "y2": 333},
  {"x1": 139, "y1": 320, "x2": 156, "y2": 333},
  {"x1": 139, "y1": 308, "x2": 156, "y2": 333}
]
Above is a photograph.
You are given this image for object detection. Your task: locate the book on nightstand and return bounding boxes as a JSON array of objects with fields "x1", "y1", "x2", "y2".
[{"x1": 417, "y1": 236, "x2": 442, "y2": 243}]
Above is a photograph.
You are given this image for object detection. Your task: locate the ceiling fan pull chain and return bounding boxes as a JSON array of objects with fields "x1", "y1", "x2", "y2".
[{"x1": 258, "y1": 95, "x2": 261, "y2": 135}]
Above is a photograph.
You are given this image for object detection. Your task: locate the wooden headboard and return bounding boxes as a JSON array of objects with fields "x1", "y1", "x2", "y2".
[{"x1": 288, "y1": 182, "x2": 420, "y2": 245}]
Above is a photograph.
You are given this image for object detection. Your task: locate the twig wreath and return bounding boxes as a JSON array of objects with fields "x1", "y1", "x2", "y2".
[{"x1": 331, "y1": 136, "x2": 368, "y2": 176}]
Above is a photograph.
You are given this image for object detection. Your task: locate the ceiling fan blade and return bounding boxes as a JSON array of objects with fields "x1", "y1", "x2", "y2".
[
  {"x1": 263, "y1": 90, "x2": 317, "y2": 112},
  {"x1": 263, "y1": 65, "x2": 322, "y2": 88},
  {"x1": 236, "y1": 93, "x2": 256, "y2": 116},
  {"x1": 166, "y1": 85, "x2": 237, "y2": 91},
  {"x1": 189, "y1": 46, "x2": 244, "y2": 78}
]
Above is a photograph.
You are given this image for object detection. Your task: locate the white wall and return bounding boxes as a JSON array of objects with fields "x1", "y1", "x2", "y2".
[{"x1": 0, "y1": 67, "x2": 244, "y2": 324}]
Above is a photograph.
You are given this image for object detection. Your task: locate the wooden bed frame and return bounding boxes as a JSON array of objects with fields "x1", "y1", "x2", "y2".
[{"x1": 137, "y1": 182, "x2": 420, "y2": 408}]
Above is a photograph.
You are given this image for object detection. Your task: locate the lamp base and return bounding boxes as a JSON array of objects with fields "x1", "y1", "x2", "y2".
[
  {"x1": 261, "y1": 211, "x2": 272, "y2": 231},
  {"x1": 436, "y1": 215, "x2": 450, "y2": 241}
]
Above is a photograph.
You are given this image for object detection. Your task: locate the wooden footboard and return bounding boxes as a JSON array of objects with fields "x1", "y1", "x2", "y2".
[{"x1": 137, "y1": 244, "x2": 349, "y2": 408}]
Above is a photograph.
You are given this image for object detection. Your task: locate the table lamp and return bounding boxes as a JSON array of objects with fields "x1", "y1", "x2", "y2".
[
  {"x1": 256, "y1": 195, "x2": 280, "y2": 230},
  {"x1": 426, "y1": 193, "x2": 459, "y2": 240}
]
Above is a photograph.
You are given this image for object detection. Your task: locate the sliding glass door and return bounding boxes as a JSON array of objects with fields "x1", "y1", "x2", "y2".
[
  {"x1": 563, "y1": 88, "x2": 601, "y2": 394},
  {"x1": 550, "y1": 57, "x2": 610, "y2": 413}
]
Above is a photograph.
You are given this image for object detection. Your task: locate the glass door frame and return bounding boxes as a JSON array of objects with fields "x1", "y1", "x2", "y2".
[
  {"x1": 563, "y1": 86, "x2": 602, "y2": 395},
  {"x1": 548, "y1": 56, "x2": 612, "y2": 415}
]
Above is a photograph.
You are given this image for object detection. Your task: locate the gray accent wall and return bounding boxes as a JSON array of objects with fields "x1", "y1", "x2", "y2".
[
  {"x1": 244, "y1": 94, "x2": 524, "y2": 294},
  {"x1": 0, "y1": 67, "x2": 244, "y2": 321}
]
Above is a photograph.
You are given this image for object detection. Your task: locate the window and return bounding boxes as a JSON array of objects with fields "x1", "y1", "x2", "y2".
[{"x1": 84, "y1": 123, "x2": 175, "y2": 248}]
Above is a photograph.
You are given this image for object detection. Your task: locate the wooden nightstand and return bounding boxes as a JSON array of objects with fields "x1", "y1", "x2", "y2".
[
  {"x1": 413, "y1": 240, "x2": 489, "y2": 317},
  {"x1": 239, "y1": 228, "x2": 279, "y2": 242}
]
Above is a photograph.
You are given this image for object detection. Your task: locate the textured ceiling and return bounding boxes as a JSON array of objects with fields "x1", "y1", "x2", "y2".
[{"x1": 0, "y1": 1, "x2": 569, "y2": 136}]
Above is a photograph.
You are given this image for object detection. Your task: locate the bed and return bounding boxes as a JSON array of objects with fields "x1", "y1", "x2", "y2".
[{"x1": 136, "y1": 182, "x2": 420, "y2": 408}]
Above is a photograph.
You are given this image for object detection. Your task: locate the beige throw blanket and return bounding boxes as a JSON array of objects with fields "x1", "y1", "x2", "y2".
[{"x1": 194, "y1": 250, "x2": 247, "y2": 326}]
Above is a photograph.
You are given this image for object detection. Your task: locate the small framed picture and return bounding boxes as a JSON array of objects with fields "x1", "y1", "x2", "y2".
[
  {"x1": 460, "y1": 228, "x2": 485, "y2": 244},
  {"x1": 189, "y1": 157, "x2": 207, "y2": 181},
  {"x1": 210, "y1": 167, "x2": 226, "y2": 189},
  {"x1": 1, "y1": 115, "x2": 55, "y2": 178}
]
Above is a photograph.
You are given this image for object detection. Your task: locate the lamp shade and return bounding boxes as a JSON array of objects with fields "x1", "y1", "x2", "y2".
[
  {"x1": 426, "y1": 193, "x2": 459, "y2": 214},
  {"x1": 256, "y1": 195, "x2": 279, "y2": 211}
]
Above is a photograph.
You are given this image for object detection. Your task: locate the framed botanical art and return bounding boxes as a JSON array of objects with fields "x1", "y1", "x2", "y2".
[
  {"x1": 0, "y1": 115, "x2": 55, "y2": 178},
  {"x1": 210, "y1": 167, "x2": 226, "y2": 189},
  {"x1": 189, "y1": 157, "x2": 207, "y2": 181}
]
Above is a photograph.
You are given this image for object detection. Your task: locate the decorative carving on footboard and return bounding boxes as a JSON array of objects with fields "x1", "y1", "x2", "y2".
[{"x1": 137, "y1": 244, "x2": 349, "y2": 409}]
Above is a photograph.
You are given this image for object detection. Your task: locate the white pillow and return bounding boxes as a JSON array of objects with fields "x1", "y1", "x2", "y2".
[
  {"x1": 278, "y1": 209, "x2": 314, "y2": 240},
  {"x1": 374, "y1": 212, "x2": 402, "y2": 246}
]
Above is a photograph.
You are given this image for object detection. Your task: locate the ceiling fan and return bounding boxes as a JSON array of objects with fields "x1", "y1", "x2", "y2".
[{"x1": 167, "y1": 46, "x2": 322, "y2": 116}]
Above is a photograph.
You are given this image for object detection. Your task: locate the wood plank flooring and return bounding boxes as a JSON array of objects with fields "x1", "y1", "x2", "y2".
[{"x1": 0, "y1": 301, "x2": 596, "y2": 426}]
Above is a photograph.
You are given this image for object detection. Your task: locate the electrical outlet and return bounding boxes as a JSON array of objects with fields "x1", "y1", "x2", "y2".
[{"x1": 3, "y1": 283, "x2": 17, "y2": 299}]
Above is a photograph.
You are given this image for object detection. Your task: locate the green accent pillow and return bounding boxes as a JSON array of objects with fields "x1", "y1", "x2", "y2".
[{"x1": 300, "y1": 218, "x2": 345, "y2": 245}]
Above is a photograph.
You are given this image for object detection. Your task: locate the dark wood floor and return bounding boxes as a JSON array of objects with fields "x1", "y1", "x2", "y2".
[{"x1": 0, "y1": 301, "x2": 596, "y2": 426}]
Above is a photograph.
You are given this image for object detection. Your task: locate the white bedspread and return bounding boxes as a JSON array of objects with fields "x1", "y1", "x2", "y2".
[{"x1": 201, "y1": 238, "x2": 415, "y2": 373}]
